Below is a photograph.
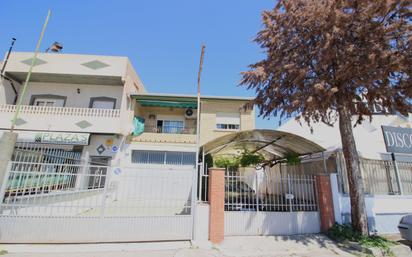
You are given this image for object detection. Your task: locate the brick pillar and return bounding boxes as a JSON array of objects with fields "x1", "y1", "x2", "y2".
[
  {"x1": 316, "y1": 174, "x2": 335, "y2": 232},
  {"x1": 208, "y1": 168, "x2": 225, "y2": 244}
]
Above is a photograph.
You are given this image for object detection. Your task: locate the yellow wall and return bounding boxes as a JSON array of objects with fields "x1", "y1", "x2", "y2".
[
  {"x1": 199, "y1": 100, "x2": 255, "y2": 145},
  {"x1": 131, "y1": 99, "x2": 255, "y2": 145}
]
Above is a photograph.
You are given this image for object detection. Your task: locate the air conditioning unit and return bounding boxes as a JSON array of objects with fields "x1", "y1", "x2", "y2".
[{"x1": 185, "y1": 108, "x2": 197, "y2": 119}]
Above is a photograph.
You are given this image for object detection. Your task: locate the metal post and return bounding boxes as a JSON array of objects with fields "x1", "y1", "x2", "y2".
[
  {"x1": 10, "y1": 10, "x2": 51, "y2": 132},
  {"x1": 322, "y1": 152, "x2": 328, "y2": 174},
  {"x1": 255, "y1": 171, "x2": 259, "y2": 212},
  {"x1": 391, "y1": 153, "x2": 403, "y2": 195},
  {"x1": 287, "y1": 174, "x2": 292, "y2": 212},
  {"x1": 191, "y1": 45, "x2": 205, "y2": 241},
  {"x1": 1, "y1": 38, "x2": 16, "y2": 75}
]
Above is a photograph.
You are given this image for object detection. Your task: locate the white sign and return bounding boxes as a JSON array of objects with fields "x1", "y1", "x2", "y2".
[
  {"x1": 285, "y1": 193, "x2": 295, "y2": 200},
  {"x1": 0, "y1": 130, "x2": 90, "y2": 145}
]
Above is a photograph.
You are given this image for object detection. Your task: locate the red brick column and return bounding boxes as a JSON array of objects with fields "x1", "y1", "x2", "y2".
[
  {"x1": 316, "y1": 175, "x2": 335, "y2": 232},
  {"x1": 208, "y1": 168, "x2": 225, "y2": 244}
]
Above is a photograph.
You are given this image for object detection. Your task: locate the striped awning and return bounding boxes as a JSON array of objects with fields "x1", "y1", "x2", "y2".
[{"x1": 137, "y1": 100, "x2": 197, "y2": 109}]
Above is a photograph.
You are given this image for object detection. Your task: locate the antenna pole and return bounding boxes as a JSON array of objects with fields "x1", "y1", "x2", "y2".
[
  {"x1": 1, "y1": 38, "x2": 16, "y2": 76},
  {"x1": 10, "y1": 10, "x2": 51, "y2": 132},
  {"x1": 192, "y1": 44, "x2": 205, "y2": 241}
]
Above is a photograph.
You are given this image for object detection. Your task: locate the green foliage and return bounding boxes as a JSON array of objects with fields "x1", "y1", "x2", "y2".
[
  {"x1": 328, "y1": 224, "x2": 395, "y2": 254},
  {"x1": 239, "y1": 152, "x2": 265, "y2": 167},
  {"x1": 285, "y1": 153, "x2": 301, "y2": 165},
  {"x1": 204, "y1": 154, "x2": 214, "y2": 169},
  {"x1": 214, "y1": 157, "x2": 239, "y2": 169},
  {"x1": 213, "y1": 151, "x2": 265, "y2": 168}
]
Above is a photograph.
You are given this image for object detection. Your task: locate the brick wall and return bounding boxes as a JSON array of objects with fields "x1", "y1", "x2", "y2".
[
  {"x1": 208, "y1": 168, "x2": 225, "y2": 244},
  {"x1": 316, "y1": 175, "x2": 335, "y2": 232}
]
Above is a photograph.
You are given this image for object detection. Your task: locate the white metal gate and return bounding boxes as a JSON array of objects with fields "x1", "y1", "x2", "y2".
[
  {"x1": 224, "y1": 169, "x2": 320, "y2": 236},
  {"x1": 0, "y1": 161, "x2": 194, "y2": 243}
]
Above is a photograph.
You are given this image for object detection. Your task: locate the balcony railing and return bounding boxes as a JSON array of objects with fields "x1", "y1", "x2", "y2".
[
  {"x1": 143, "y1": 124, "x2": 197, "y2": 135},
  {"x1": 0, "y1": 104, "x2": 120, "y2": 118}
]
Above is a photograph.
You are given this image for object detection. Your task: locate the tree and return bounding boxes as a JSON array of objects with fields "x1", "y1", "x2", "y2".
[{"x1": 241, "y1": 0, "x2": 412, "y2": 235}]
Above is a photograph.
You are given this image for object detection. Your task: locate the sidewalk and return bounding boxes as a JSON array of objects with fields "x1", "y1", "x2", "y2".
[{"x1": 0, "y1": 235, "x2": 359, "y2": 257}]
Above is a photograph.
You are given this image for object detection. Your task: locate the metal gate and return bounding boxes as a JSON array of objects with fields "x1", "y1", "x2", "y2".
[
  {"x1": 0, "y1": 161, "x2": 194, "y2": 243},
  {"x1": 224, "y1": 169, "x2": 320, "y2": 236}
]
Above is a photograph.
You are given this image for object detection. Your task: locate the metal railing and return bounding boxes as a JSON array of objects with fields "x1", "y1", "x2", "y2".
[
  {"x1": 336, "y1": 152, "x2": 412, "y2": 195},
  {"x1": 0, "y1": 162, "x2": 193, "y2": 218},
  {"x1": 224, "y1": 170, "x2": 318, "y2": 212},
  {"x1": 13, "y1": 142, "x2": 82, "y2": 164},
  {"x1": 143, "y1": 124, "x2": 197, "y2": 135},
  {"x1": 0, "y1": 104, "x2": 120, "y2": 118},
  {"x1": 198, "y1": 167, "x2": 318, "y2": 212}
]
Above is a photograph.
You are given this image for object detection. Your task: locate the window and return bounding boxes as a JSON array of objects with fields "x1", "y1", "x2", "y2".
[
  {"x1": 157, "y1": 120, "x2": 184, "y2": 134},
  {"x1": 30, "y1": 95, "x2": 66, "y2": 107},
  {"x1": 216, "y1": 113, "x2": 240, "y2": 130},
  {"x1": 131, "y1": 150, "x2": 196, "y2": 166},
  {"x1": 216, "y1": 124, "x2": 240, "y2": 130},
  {"x1": 89, "y1": 97, "x2": 116, "y2": 109}
]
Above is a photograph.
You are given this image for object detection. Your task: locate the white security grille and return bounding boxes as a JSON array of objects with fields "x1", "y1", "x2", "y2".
[
  {"x1": 224, "y1": 171, "x2": 318, "y2": 212},
  {"x1": 0, "y1": 161, "x2": 194, "y2": 243},
  {"x1": 222, "y1": 168, "x2": 320, "y2": 236},
  {"x1": 131, "y1": 150, "x2": 196, "y2": 166}
]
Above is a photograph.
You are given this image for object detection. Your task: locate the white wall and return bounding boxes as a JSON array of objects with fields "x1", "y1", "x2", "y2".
[
  {"x1": 5, "y1": 52, "x2": 128, "y2": 78},
  {"x1": 330, "y1": 174, "x2": 412, "y2": 234},
  {"x1": 0, "y1": 78, "x2": 20, "y2": 104},
  {"x1": 20, "y1": 82, "x2": 123, "y2": 109},
  {"x1": 279, "y1": 114, "x2": 412, "y2": 160},
  {"x1": 224, "y1": 211, "x2": 320, "y2": 236},
  {"x1": 82, "y1": 134, "x2": 124, "y2": 161}
]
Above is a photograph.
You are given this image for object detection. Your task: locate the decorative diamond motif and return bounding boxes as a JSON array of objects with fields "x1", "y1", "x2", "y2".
[
  {"x1": 75, "y1": 120, "x2": 92, "y2": 129},
  {"x1": 96, "y1": 144, "x2": 106, "y2": 155},
  {"x1": 81, "y1": 60, "x2": 110, "y2": 70},
  {"x1": 21, "y1": 58, "x2": 47, "y2": 66},
  {"x1": 13, "y1": 118, "x2": 27, "y2": 126}
]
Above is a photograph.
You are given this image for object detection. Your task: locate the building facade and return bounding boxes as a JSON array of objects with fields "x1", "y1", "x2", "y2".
[{"x1": 0, "y1": 51, "x2": 255, "y2": 170}]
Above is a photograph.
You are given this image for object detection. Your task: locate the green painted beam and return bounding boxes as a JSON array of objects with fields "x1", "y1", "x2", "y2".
[{"x1": 137, "y1": 100, "x2": 197, "y2": 109}]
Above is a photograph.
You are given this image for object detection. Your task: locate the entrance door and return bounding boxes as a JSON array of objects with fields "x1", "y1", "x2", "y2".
[{"x1": 88, "y1": 156, "x2": 110, "y2": 189}]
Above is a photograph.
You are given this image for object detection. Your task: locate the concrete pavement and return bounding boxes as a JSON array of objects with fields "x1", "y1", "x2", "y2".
[{"x1": 0, "y1": 235, "x2": 360, "y2": 257}]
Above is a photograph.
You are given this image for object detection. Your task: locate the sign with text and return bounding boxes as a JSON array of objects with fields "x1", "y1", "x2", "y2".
[
  {"x1": 382, "y1": 126, "x2": 412, "y2": 154},
  {"x1": 0, "y1": 130, "x2": 90, "y2": 145},
  {"x1": 34, "y1": 132, "x2": 90, "y2": 145}
]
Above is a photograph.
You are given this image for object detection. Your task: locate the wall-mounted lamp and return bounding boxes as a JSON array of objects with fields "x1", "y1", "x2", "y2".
[{"x1": 77, "y1": 88, "x2": 81, "y2": 94}]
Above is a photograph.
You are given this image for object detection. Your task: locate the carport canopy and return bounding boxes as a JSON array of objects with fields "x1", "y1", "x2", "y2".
[{"x1": 202, "y1": 129, "x2": 325, "y2": 162}]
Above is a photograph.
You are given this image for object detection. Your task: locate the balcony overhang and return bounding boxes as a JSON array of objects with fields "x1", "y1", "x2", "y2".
[
  {"x1": 5, "y1": 72, "x2": 123, "y2": 86},
  {"x1": 133, "y1": 92, "x2": 254, "y2": 109}
]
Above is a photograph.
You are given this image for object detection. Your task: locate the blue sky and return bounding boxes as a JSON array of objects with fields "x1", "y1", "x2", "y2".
[{"x1": 0, "y1": 0, "x2": 281, "y2": 129}]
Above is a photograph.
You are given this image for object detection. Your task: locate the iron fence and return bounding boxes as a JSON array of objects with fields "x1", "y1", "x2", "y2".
[
  {"x1": 336, "y1": 152, "x2": 412, "y2": 195},
  {"x1": 13, "y1": 142, "x2": 82, "y2": 164},
  {"x1": 198, "y1": 166, "x2": 319, "y2": 212},
  {"x1": 224, "y1": 170, "x2": 318, "y2": 212}
]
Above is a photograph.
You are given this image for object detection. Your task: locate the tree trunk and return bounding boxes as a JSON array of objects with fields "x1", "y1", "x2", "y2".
[{"x1": 337, "y1": 104, "x2": 369, "y2": 235}]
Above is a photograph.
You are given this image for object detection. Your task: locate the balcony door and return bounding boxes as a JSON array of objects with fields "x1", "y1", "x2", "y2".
[
  {"x1": 33, "y1": 98, "x2": 65, "y2": 107},
  {"x1": 89, "y1": 97, "x2": 116, "y2": 109},
  {"x1": 157, "y1": 120, "x2": 184, "y2": 134}
]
